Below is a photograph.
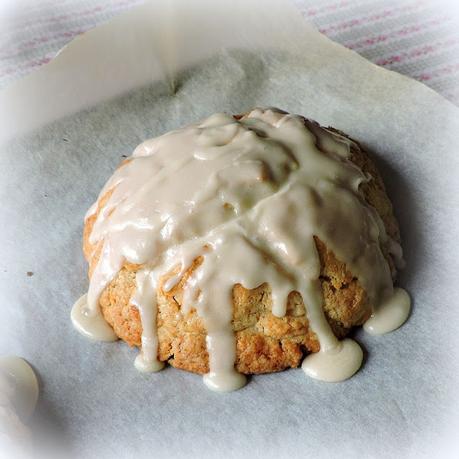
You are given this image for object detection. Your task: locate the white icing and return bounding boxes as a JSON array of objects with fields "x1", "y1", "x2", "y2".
[
  {"x1": 302, "y1": 339, "x2": 363, "y2": 382},
  {"x1": 203, "y1": 369, "x2": 247, "y2": 393},
  {"x1": 0, "y1": 357, "x2": 38, "y2": 421},
  {"x1": 364, "y1": 287, "x2": 411, "y2": 335},
  {"x1": 74, "y1": 108, "x2": 410, "y2": 391},
  {"x1": 71, "y1": 294, "x2": 118, "y2": 342},
  {"x1": 132, "y1": 269, "x2": 164, "y2": 372},
  {"x1": 0, "y1": 357, "x2": 38, "y2": 452}
]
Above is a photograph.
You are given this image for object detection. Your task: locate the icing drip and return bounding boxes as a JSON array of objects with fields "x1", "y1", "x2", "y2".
[
  {"x1": 73, "y1": 108, "x2": 410, "y2": 391},
  {"x1": 71, "y1": 294, "x2": 118, "y2": 342},
  {"x1": 302, "y1": 339, "x2": 363, "y2": 382},
  {"x1": 364, "y1": 288, "x2": 411, "y2": 335},
  {"x1": 132, "y1": 269, "x2": 164, "y2": 372},
  {"x1": 0, "y1": 357, "x2": 38, "y2": 452},
  {"x1": 0, "y1": 357, "x2": 38, "y2": 421}
]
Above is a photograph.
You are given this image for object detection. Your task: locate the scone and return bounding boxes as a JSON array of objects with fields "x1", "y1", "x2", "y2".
[{"x1": 72, "y1": 108, "x2": 410, "y2": 392}]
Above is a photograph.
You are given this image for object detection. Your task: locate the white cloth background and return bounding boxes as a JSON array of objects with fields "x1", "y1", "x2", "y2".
[{"x1": 0, "y1": 0, "x2": 458, "y2": 104}]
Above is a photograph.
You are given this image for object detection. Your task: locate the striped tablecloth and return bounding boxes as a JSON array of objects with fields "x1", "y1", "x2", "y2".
[{"x1": 0, "y1": 0, "x2": 458, "y2": 105}]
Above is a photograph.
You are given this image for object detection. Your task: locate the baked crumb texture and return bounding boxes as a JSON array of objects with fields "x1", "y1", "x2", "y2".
[{"x1": 83, "y1": 121, "x2": 399, "y2": 375}]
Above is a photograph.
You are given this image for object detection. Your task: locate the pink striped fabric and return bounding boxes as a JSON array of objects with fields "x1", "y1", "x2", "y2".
[
  {"x1": 294, "y1": 0, "x2": 459, "y2": 105},
  {"x1": 0, "y1": 0, "x2": 458, "y2": 105}
]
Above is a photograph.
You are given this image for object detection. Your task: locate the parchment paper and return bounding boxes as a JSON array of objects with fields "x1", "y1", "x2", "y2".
[{"x1": 0, "y1": 1, "x2": 458, "y2": 458}]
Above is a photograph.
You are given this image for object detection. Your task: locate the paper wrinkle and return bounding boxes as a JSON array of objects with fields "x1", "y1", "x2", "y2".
[{"x1": 0, "y1": 0, "x2": 459, "y2": 458}]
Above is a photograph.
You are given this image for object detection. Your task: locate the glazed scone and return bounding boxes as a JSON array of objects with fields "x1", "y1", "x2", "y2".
[{"x1": 73, "y1": 110, "x2": 412, "y2": 392}]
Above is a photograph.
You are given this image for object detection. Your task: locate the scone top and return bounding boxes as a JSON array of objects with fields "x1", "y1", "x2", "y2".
[{"x1": 73, "y1": 108, "x2": 410, "y2": 391}]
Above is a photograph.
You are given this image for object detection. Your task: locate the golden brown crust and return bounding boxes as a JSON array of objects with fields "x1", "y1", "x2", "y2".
[{"x1": 83, "y1": 116, "x2": 399, "y2": 375}]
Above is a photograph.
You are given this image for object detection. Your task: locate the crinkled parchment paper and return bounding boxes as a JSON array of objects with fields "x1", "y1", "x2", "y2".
[{"x1": 0, "y1": 1, "x2": 458, "y2": 458}]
